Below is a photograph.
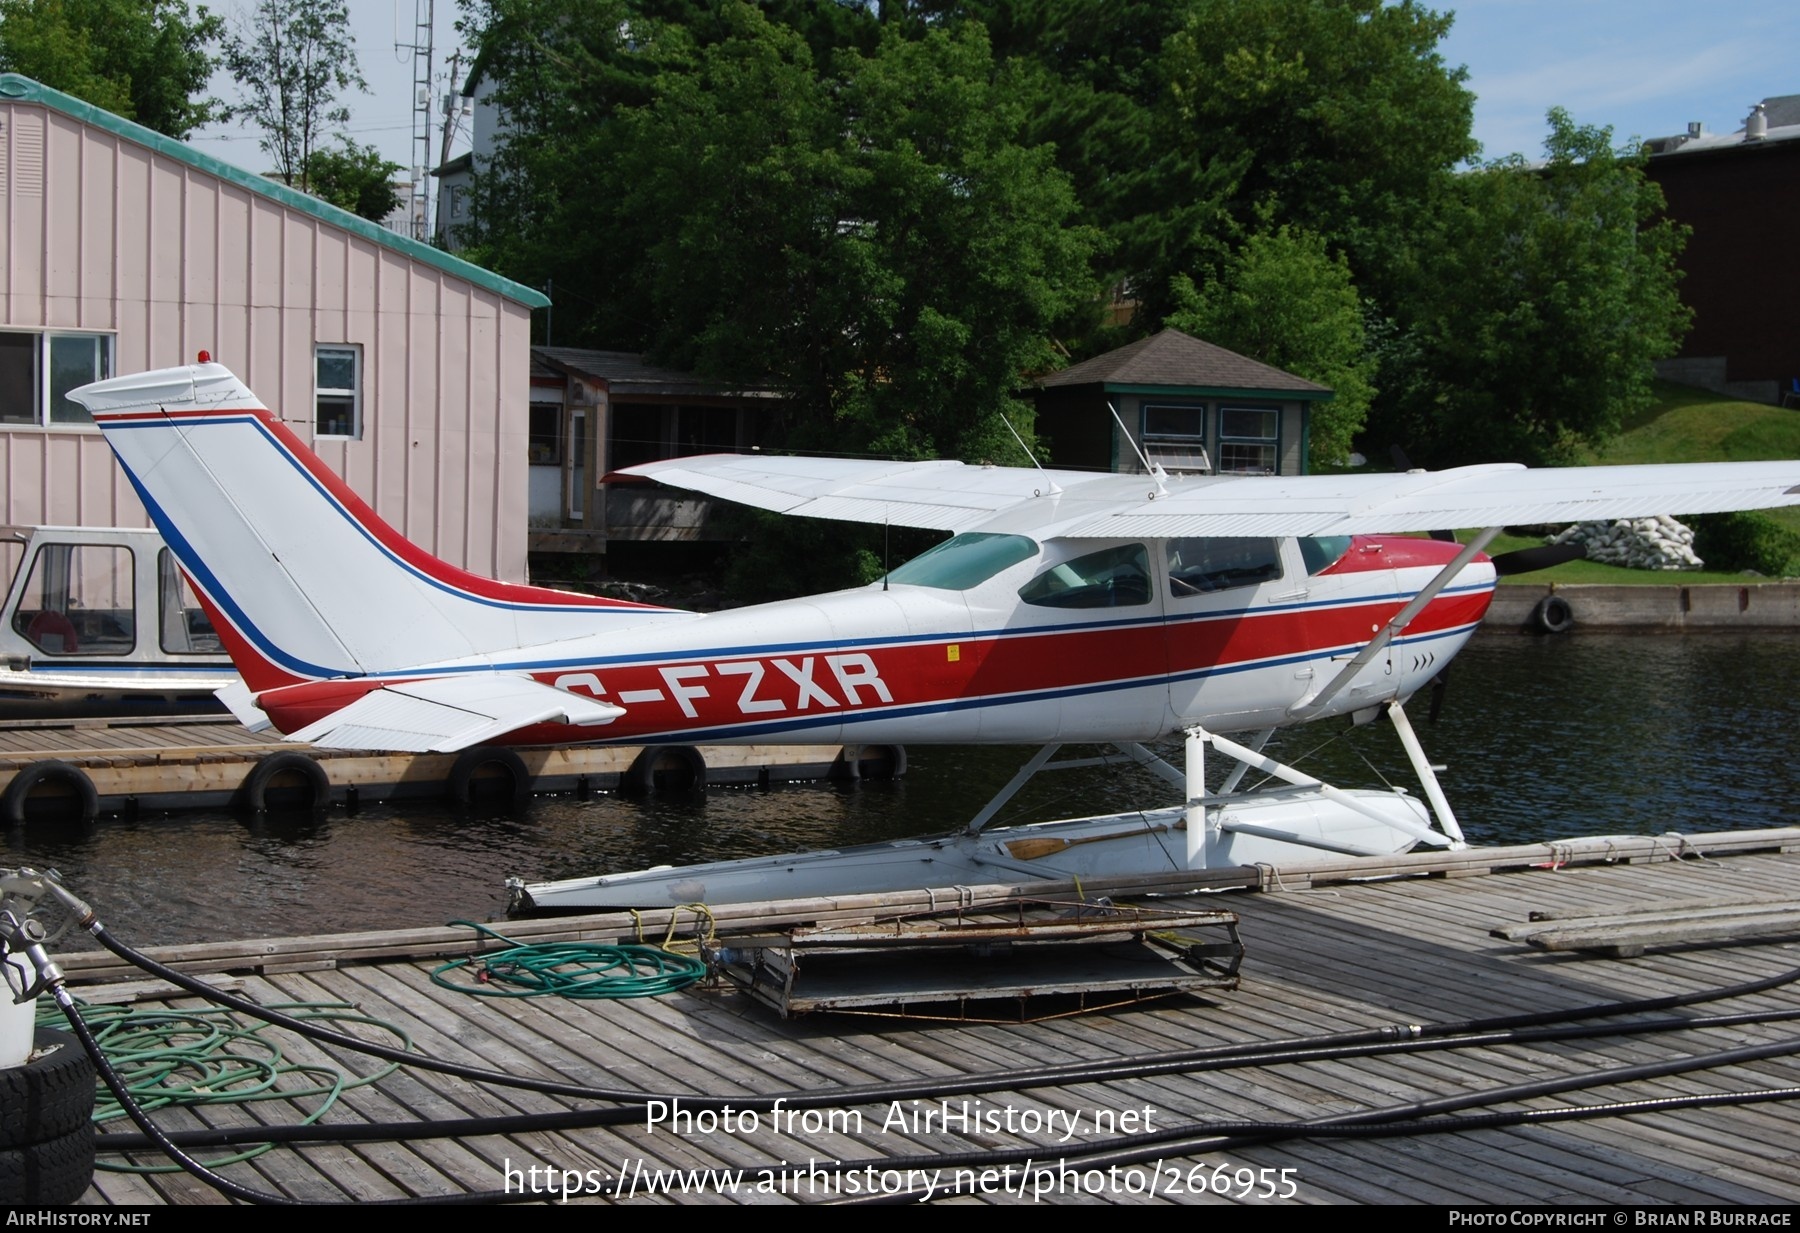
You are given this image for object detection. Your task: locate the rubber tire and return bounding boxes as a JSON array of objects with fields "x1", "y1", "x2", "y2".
[
  {"x1": 621, "y1": 745, "x2": 707, "y2": 794},
  {"x1": 838, "y1": 744, "x2": 907, "y2": 781},
  {"x1": 1530, "y1": 594, "x2": 1575, "y2": 634},
  {"x1": 0, "y1": 1029, "x2": 96, "y2": 1150},
  {"x1": 0, "y1": 1122, "x2": 96, "y2": 1205},
  {"x1": 446, "y1": 746, "x2": 532, "y2": 810},
  {"x1": 241, "y1": 751, "x2": 331, "y2": 811},
  {"x1": 0, "y1": 761, "x2": 99, "y2": 825}
]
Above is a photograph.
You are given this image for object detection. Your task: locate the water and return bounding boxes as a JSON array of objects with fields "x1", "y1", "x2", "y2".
[{"x1": 6, "y1": 632, "x2": 1798, "y2": 947}]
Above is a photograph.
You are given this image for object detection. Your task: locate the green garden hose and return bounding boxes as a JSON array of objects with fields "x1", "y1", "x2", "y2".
[{"x1": 429, "y1": 919, "x2": 707, "y2": 999}]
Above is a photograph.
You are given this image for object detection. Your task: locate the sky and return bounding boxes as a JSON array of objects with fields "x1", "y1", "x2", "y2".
[{"x1": 182, "y1": 1, "x2": 1800, "y2": 181}]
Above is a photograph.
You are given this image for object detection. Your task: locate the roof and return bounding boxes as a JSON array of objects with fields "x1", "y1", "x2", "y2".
[
  {"x1": 1037, "y1": 328, "x2": 1332, "y2": 399},
  {"x1": 534, "y1": 347, "x2": 784, "y2": 400},
  {"x1": 1647, "y1": 94, "x2": 1800, "y2": 158},
  {"x1": 1761, "y1": 94, "x2": 1800, "y2": 129},
  {"x1": 433, "y1": 151, "x2": 473, "y2": 179},
  {"x1": 0, "y1": 73, "x2": 549, "y2": 310}
]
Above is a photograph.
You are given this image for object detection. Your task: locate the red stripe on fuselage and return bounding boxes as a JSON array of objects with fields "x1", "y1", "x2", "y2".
[{"x1": 253, "y1": 586, "x2": 1491, "y2": 741}]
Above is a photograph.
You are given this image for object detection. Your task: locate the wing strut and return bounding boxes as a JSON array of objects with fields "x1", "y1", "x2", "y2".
[{"x1": 1288, "y1": 526, "x2": 1501, "y2": 722}]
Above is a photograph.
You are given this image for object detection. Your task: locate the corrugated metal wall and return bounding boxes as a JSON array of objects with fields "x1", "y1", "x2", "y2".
[{"x1": 0, "y1": 101, "x2": 532, "y2": 580}]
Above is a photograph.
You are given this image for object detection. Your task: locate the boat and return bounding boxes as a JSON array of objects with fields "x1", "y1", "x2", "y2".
[{"x1": 0, "y1": 525, "x2": 236, "y2": 718}]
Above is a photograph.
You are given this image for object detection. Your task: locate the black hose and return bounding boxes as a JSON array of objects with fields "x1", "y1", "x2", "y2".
[{"x1": 94, "y1": 1004, "x2": 1800, "y2": 1152}]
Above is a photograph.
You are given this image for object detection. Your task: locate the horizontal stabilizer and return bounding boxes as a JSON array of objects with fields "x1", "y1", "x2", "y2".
[
  {"x1": 287, "y1": 674, "x2": 624, "y2": 752},
  {"x1": 215, "y1": 680, "x2": 274, "y2": 734}
]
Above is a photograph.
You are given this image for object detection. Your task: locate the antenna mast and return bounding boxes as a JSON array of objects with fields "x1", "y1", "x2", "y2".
[{"x1": 399, "y1": 0, "x2": 436, "y2": 241}]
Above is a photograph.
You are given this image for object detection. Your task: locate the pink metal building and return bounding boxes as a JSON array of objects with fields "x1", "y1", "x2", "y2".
[{"x1": 0, "y1": 74, "x2": 549, "y2": 581}]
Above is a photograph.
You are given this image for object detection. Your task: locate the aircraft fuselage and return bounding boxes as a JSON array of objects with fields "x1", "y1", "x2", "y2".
[{"x1": 250, "y1": 531, "x2": 1494, "y2": 746}]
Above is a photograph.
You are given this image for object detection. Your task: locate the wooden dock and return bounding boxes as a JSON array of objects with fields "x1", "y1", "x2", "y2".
[
  {"x1": 40, "y1": 827, "x2": 1800, "y2": 1205},
  {"x1": 0, "y1": 715, "x2": 896, "y2": 816}
]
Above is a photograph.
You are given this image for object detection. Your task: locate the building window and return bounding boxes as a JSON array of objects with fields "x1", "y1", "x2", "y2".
[
  {"x1": 1217, "y1": 405, "x2": 1279, "y2": 474},
  {"x1": 1141, "y1": 401, "x2": 1211, "y2": 474},
  {"x1": 0, "y1": 331, "x2": 113, "y2": 427},
  {"x1": 315, "y1": 345, "x2": 362, "y2": 438},
  {"x1": 528, "y1": 402, "x2": 563, "y2": 465}
]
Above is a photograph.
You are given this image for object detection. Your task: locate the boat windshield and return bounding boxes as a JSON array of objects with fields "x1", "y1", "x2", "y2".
[{"x1": 882, "y1": 533, "x2": 1039, "y2": 591}]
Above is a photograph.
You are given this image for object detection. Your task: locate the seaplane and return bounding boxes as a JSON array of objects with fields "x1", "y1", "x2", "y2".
[{"x1": 69, "y1": 358, "x2": 1800, "y2": 910}]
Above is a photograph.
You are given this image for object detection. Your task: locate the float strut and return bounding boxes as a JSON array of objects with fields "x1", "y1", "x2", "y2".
[
  {"x1": 1385, "y1": 698, "x2": 1466, "y2": 847},
  {"x1": 1185, "y1": 727, "x2": 1209, "y2": 868}
]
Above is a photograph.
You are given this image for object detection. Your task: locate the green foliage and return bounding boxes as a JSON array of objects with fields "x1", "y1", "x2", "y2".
[
  {"x1": 223, "y1": 0, "x2": 365, "y2": 189},
  {"x1": 666, "y1": 15, "x2": 1091, "y2": 459},
  {"x1": 302, "y1": 138, "x2": 402, "y2": 221},
  {"x1": 468, "y1": 2, "x2": 1097, "y2": 463},
  {"x1": 1368, "y1": 109, "x2": 1691, "y2": 467},
  {"x1": 1689, "y1": 512, "x2": 1800, "y2": 578},
  {"x1": 1166, "y1": 221, "x2": 1373, "y2": 469},
  {"x1": 1148, "y1": 0, "x2": 1475, "y2": 323},
  {"x1": 0, "y1": 0, "x2": 224, "y2": 137}
]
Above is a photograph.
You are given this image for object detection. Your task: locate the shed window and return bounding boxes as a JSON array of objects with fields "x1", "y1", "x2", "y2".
[
  {"x1": 315, "y1": 345, "x2": 362, "y2": 438},
  {"x1": 1218, "y1": 405, "x2": 1278, "y2": 474},
  {"x1": 0, "y1": 331, "x2": 112, "y2": 427},
  {"x1": 529, "y1": 402, "x2": 563, "y2": 464}
]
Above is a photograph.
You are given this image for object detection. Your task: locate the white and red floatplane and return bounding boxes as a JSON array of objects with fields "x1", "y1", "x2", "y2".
[{"x1": 70, "y1": 359, "x2": 1800, "y2": 909}]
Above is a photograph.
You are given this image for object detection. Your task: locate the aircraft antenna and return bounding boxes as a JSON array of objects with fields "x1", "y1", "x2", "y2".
[
  {"x1": 1109, "y1": 401, "x2": 1168, "y2": 496},
  {"x1": 998, "y1": 413, "x2": 1061, "y2": 495}
]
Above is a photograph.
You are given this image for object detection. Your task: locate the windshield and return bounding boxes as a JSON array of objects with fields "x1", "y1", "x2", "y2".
[{"x1": 881, "y1": 533, "x2": 1039, "y2": 591}]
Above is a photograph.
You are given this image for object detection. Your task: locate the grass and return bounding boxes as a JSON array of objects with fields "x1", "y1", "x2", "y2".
[{"x1": 1483, "y1": 381, "x2": 1800, "y2": 584}]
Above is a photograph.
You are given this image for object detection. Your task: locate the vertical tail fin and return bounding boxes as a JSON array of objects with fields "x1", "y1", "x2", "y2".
[{"x1": 73, "y1": 361, "x2": 680, "y2": 691}]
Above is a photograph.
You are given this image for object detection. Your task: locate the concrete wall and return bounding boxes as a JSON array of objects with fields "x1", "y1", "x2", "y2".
[{"x1": 1487, "y1": 583, "x2": 1800, "y2": 631}]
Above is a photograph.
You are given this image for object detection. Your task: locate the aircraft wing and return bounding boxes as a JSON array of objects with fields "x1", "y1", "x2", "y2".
[
  {"x1": 287, "y1": 674, "x2": 624, "y2": 752},
  {"x1": 624, "y1": 455, "x2": 1101, "y2": 531},
  {"x1": 627, "y1": 455, "x2": 1800, "y2": 538},
  {"x1": 1073, "y1": 461, "x2": 1800, "y2": 537}
]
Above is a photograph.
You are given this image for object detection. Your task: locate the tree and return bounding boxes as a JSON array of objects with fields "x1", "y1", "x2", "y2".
[
  {"x1": 1166, "y1": 221, "x2": 1374, "y2": 470},
  {"x1": 0, "y1": 0, "x2": 225, "y2": 137},
  {"x1": 222, "y1": 0, "x2": 365, "y2": 190},
  {"x1": 1155, "y1": 0, "x2": 1476, "y2": 322},
  {"x1": 465, "y1": 3, "x2": 1095, "y2": 458},
  {"x1": 617, "y1": 10, "x2": 1097, "y2": 463},
  {"x1": 303, "y1": 138, "x2": 402, "y2": 221},
  {"x1": 1369, "y1": 109, "x2": 1691, "y2": 467}
]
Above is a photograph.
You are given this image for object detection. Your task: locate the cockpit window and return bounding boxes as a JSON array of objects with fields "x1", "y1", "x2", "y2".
[
  {"x1": 1019, "y1": 544, "x2": 1153, "y2": 608},
  {"x1": 1166, "y1": 538, "x2": 1283, "y2": 595},
  {"x1": 882, "y1": 533, "x2": 1038, "y2": 591},
  {"x1": 1299, "y1": 536, "x2": 1353, "y2": 575}
]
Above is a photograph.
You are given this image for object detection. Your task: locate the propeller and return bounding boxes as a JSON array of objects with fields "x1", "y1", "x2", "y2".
[{"x1": 1487, "y1": 541, "x2": 1588, "y2": 576}]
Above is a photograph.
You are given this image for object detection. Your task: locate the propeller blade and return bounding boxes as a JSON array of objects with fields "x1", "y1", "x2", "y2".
[{"x1": 1489, "y1": 541, "x2": 1588, "y2": 576}]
